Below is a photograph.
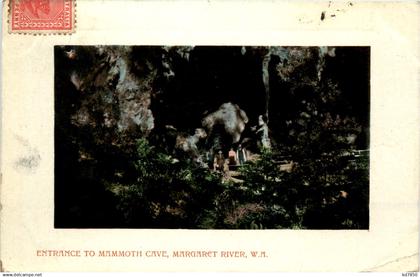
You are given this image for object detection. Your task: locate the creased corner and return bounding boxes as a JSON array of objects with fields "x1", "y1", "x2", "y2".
[{"x1": 363, "y1": 253, "x2": 419, "y2": 272}]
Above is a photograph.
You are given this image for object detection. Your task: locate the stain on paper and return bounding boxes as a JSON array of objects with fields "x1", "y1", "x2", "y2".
[{"x1": 13, "y1": 135, "x2": 41, "y2": 174}]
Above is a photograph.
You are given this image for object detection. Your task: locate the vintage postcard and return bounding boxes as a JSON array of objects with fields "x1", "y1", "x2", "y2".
[{"x1": 1, "y1": 0, "x2": 419, "y2": 272}]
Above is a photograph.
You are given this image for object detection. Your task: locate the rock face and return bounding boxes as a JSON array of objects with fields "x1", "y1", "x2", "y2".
[
  {"x1": 202, "y1": 102, "x2": 249, "y2": 145},
  {"x1": 55, "y1": 45, "x2": 369, "y2": 162},
  {"x1": 175, "y1": 128, "x2": 207, "y2": 162},
  {"x1": 55, "y1": 45, "x2": 370, "y2": 228},
  {"x1": 65, "y1": 46, "x2": 155, "y2": 137}
]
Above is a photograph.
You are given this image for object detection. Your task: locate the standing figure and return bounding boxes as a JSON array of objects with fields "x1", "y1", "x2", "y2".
[
  {"x1": 214, "y1": 150, "x2": 225, "y2": 173},
  {"x1": 256, "y1": 115, "x2": 271, "y2": 150},
  {"x1": 205, "y1": 150, "x2": 214, "y2": 169},
  {"x1": 236, "y1": 144, "x2": 247, "y2": 165},
  {"x1": 228, "y1": 148, "x2": 237, "y2": 165}
]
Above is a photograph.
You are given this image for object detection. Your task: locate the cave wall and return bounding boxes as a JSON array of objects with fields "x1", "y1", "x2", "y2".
[{"x1": 54, "y1": 45, "x2": 370, "y2": 227}]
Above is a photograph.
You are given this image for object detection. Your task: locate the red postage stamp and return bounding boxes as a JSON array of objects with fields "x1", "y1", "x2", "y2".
[{"x1": 9, "y1": 0, "x2": 75, "y2": 34}]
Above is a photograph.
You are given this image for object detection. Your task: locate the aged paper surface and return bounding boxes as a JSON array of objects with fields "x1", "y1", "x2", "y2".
[{"x1": 1, "y1": 0, "x2": 419, "y2": 272}]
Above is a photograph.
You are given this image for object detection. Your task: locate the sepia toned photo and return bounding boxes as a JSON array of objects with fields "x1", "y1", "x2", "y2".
[{"x1": 55, "y1": 46, "x2": 370, "y2": 229}]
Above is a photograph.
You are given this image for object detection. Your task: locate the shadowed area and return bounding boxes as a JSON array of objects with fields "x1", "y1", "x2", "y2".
[{"x1": 55, "y1": 46, "x2": 369, "y2": 229}]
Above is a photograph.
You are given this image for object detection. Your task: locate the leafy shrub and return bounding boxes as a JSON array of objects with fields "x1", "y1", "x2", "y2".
[{"x1": 108, "y1": 138, "x2": 224, "y2": 228}]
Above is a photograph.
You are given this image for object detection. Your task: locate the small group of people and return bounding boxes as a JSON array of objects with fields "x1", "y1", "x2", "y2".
[
  {"x1": 211, "y1": 114, "x2": 273, "y2": 173},
  {"x1": 213, "y1": 144, "x2": 247, "y2": 173}
]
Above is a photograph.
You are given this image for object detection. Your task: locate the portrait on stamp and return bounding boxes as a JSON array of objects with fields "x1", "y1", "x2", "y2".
[
  {"x1": 54, "y1": 46, "x2": 370, "y2": 229},
  {"x1": 9, "y1": 0, "x2": 74, "y2": 33}
]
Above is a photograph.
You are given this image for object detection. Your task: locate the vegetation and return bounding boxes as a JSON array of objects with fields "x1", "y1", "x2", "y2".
[
  {"x1": 104, "y1": 137, "x2": 368, "y2": 229},
  {"x1": 106, "y1": 138, "x2": 224, "y2": 228},
  {"x1": 55, "y1": 46, "x2": 369, "y2": 229}
]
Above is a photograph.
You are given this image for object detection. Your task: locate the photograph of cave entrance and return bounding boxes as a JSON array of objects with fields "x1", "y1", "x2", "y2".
[{"x1": 55, "y1": 46, "x2": 369, "y2": 229}]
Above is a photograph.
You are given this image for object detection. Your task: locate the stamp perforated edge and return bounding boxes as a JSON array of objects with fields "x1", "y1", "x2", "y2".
[{"x1": 7, "y1": 0, "x2": 76, "y2": 35}]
